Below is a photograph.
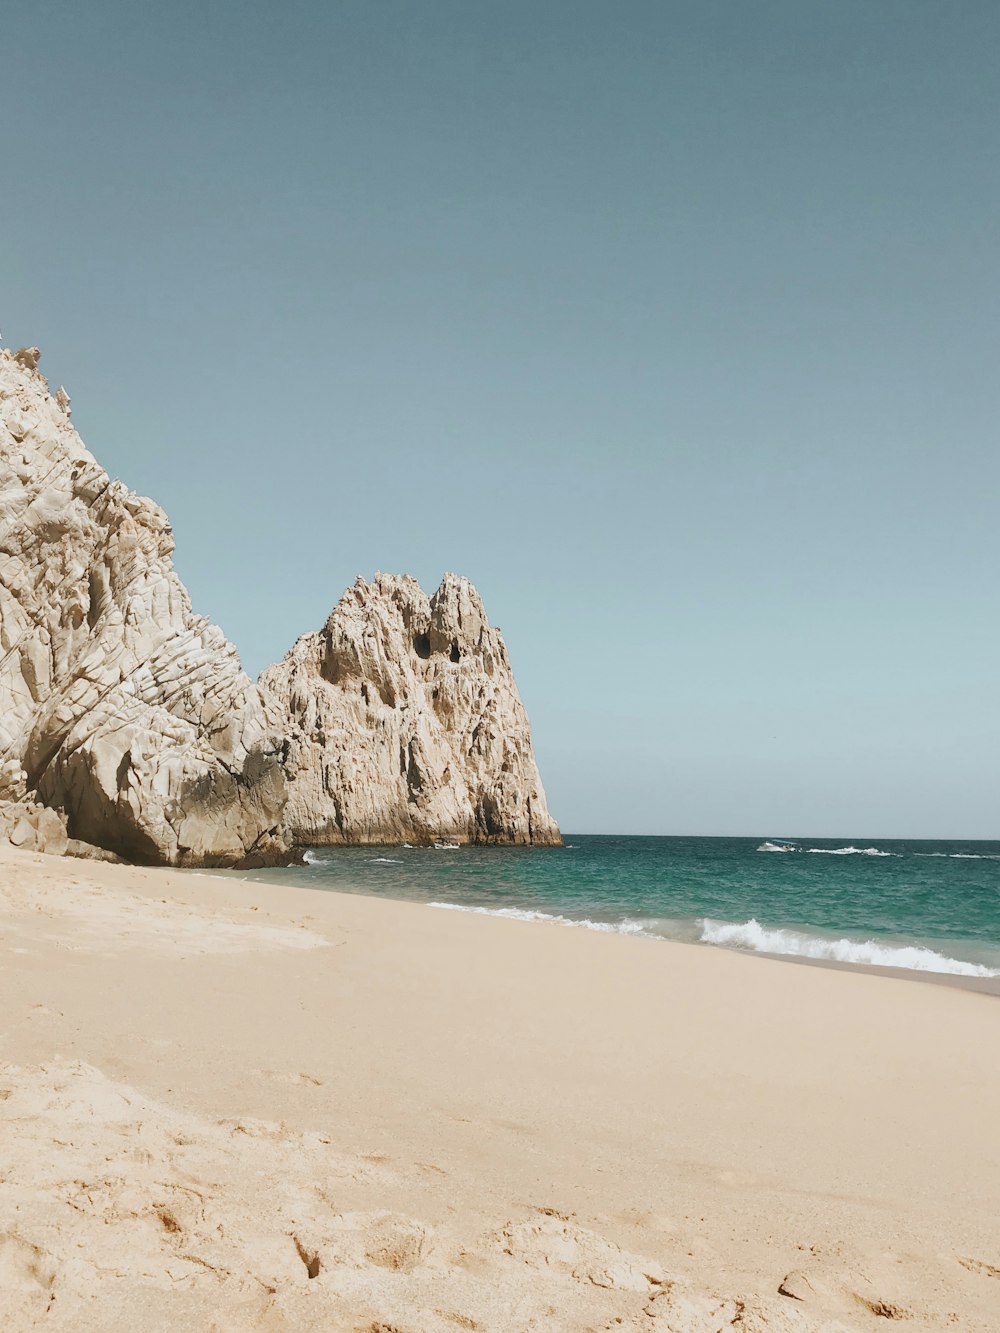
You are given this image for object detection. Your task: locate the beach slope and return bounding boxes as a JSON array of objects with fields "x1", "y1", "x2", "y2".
[{"x1": 1, "y1": 845, "x2": 998, "y2": 1330}]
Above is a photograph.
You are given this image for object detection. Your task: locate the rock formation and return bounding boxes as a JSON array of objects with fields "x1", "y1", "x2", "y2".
[
  {"x1": 0, "y1": 347, "x2": 288, "y2": 865},
  {"x1": 0, "y1": 798, "x2": 69, "y2": 858},
  {"x1": 259, "y1": 573, "x2": 561, "y2": 846},
  {"x1": 0, "y1": 344, "x2": 560, "y2": 862}
]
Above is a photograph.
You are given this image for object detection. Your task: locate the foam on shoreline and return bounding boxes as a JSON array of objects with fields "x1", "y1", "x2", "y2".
[
  {"x1": 428, "y1": 900, "x2": 1000, "y2": 982},
  {"x1": 699, "y1": 917, "x2": 999, "y2": 977}
]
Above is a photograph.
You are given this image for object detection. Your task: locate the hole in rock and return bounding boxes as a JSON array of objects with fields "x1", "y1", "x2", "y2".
[
  {"x1": 450, "y1": 642, "x2": 461, "y2": 663},
  {"x1": 413, "y1": 633, "x2": 431, "y2": 659}
]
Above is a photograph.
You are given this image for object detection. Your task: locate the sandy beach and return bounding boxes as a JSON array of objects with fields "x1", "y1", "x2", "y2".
[{"x1": 2, "y1": 845, "x2": 999, "y2": 1331}]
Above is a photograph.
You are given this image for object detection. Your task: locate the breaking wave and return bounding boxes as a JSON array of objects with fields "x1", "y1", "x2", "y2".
[
  {"x1": 699, "y1": 917, "x2": 998, "y2": 977},
  {"x1": 806, "y1": 846, "x2": 896, "y2": 856},
  {"x1": 913, "y1": 853, "x2": 1000, "y2": 859},
  {"x1": 428, "y1": 902, "x2": 651, "y2": 935},
  {"x1": 369, "y1": 857, "x2": 403, "y2": 864},
  {"x1": 756, "y1": 842, "x2": 900, "y2": 856}
]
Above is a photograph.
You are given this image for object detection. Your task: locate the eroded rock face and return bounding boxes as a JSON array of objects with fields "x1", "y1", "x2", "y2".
[
  {"x1": 0, "y1": 345, "x2": 559, "y2": 861},
  {"x1": 0, "y1": 348, "x2": 288, "y2": 865},
  {"x1": 259, "y1": 573, "x2": 561, "y2": 846}
]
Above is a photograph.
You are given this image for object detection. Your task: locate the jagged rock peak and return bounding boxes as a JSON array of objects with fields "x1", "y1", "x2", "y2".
[
  {"x1": 260, "y1": 572, "x2": 561, "y2": 846},
  {"x1": 0, "y1": 346, "x2": 289, "y2": 865},
  {"x1": 0, "y1": 344, "x2": 560, "y2": 862}
]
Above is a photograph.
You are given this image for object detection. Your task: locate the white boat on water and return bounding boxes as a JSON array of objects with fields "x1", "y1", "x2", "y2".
[
  {"x1": 756, "y1": 840, "x2": 799, "y2": 853},
  {"x1": 434, "y1": 841, "x2": 460, "y2": 850}
]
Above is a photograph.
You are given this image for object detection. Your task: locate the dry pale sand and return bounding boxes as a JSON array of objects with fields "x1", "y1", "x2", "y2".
[{"x1": 1, "y1": 846, "x2": 999, "y2": 1332}]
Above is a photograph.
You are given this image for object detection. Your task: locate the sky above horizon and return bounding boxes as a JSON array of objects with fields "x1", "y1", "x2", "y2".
[{"x1": 3, "y1": 1, "x2": 997, "y2": 837}]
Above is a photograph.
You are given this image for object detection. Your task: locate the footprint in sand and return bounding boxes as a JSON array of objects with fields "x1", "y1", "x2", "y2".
[
  {"x1": 259, "y1": 1069, "x2": 324, "y2": 1086},
  {"x1": 328, "y1": 1212, "x2": 433, "y2": 1274},
  {"x1": 363, "y1": 1216, "x2": 431, "y2": 1272},
  {"x1": 0, "y1": 1233, "x2": 58, "y2": 1306},
  {"x1": 959, "y1": 1257, "x2": 1000, "y2": 1279},
  {"x1": 779, "y1": 1266, "x2": 914, "y2": 1325},
  {"x1": 855, "y1": 1296, "x2": 911, "y2": 1319},
  {"x1": 154, "y1": 1205, "x2": 184, "y2": 1236},
  {"x1": 497, "y1": 1214, "x2": 666, "y2": 1293}
]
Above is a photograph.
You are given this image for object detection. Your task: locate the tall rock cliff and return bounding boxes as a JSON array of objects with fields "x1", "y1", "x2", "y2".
[
  {"x1": 0, "y1": 344, "x2": 560, "y2": 861},
  {"x1": 0, "y1": 347, "x2": 288, "y2": 865},
  {"x1": 259, "y1": 573, "x2": 562, "y2": 846}
]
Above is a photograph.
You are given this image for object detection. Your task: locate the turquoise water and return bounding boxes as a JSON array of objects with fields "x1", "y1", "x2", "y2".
[{"x1": 246, "y1": 835, "x2": 1000, "y2": 980}]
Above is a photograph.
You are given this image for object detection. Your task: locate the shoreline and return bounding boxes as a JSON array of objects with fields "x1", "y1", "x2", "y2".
[
  {"x1": 755, "y1": 945, "x2": 1000, "y2": 995},
  {"x1": 225, "y1": 861, "x2": 1000, "y2": 997},
  {"x1": 3, "y1": 844, "x2": 1000, "y2": 1330}
]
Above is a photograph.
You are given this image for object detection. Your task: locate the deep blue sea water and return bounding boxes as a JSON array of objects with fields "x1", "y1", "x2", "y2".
[{"x1": 245, "y1": 835, "x2": 1000, "y2": 980}]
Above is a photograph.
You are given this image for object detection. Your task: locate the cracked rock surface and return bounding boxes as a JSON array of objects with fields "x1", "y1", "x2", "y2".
[
  {"x1": 260, "y1": 572, "x2": 561, "y2": 846},
  {"x1": 0, "y1": 348, "x2": 287, "y2": 865},
  {"x1": 0, "y1": 347, "x2": 559, "y2": 862}
]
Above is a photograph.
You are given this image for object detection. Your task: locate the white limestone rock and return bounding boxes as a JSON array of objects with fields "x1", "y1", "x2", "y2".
[
  {"x1": 260, "y1": 572, "x2": 561, "y2": 846},
  {"x1": 0, "y1": 344, "x2": 560, "y2": 861},
  {"x1": 0, "y1": 348, "x2": 288, "y2": 865},
  {"x1": 0, "y1": 799, "x2": 69, "y2": 856}
]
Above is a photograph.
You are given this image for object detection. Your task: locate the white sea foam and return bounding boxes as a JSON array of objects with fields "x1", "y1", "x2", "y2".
[
  {"x1": 428, "y1": 902, "x2": 650, "y2": 935},
  {"x1": 699, "y1": 917, "x2": 998, "y2": 977},
  {"x1": 806, "y1": 845, "x2": 895, "y2": 856},
  {"x1": 369, "y1": 857, "x2": 403, "y2": 864},
  {"x1": 913, "y1": 852, "x2": 1000, "y2": 859},
  {"x1": 302, "y1": 849, "x2": 322, "y2": 865},
  {"x1": 430, "y1": 903, "x2": 564, "y2": 923},
  {"x1": 426, "y1": 903, "x2": 998, "y2": 978}
]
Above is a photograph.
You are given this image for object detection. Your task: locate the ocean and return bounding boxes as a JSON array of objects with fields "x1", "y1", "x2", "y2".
[{"x1": 244, "y1": 835, "x2": 1000, "y2": 983}]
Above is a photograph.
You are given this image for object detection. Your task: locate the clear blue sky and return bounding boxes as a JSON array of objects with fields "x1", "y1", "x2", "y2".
[{"x1": 3, "y1": 2, "x2": 997, "y2": 836}]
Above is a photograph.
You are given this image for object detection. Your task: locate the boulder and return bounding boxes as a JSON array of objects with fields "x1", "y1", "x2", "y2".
[
  {"x1": 64, "y1": 837, "x2": 124, "y2": 863},
  {"x1": 0, "y1": 800, "x2": 69, "y2": 856}
]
